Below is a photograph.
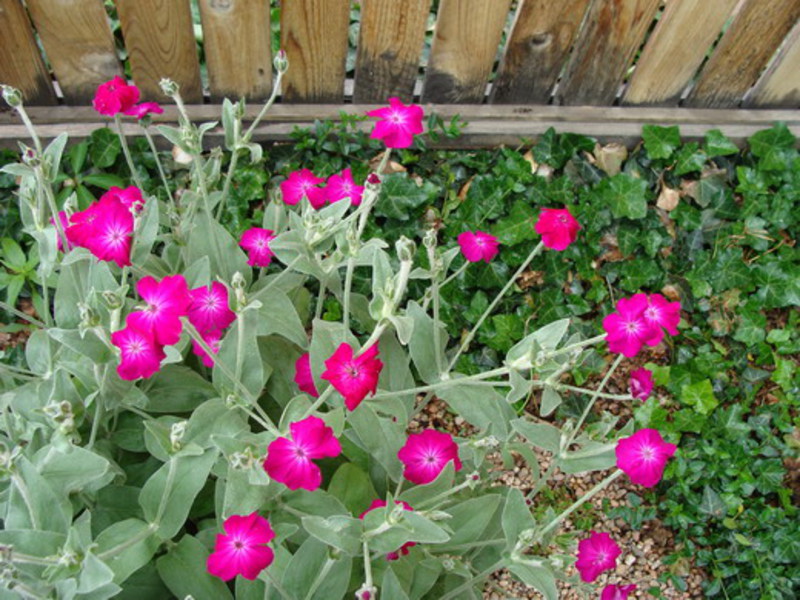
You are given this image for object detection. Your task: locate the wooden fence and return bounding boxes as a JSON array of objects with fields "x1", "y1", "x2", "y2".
[{"x1": 1, "y1": 0, "x2": 799, "y2": 146}]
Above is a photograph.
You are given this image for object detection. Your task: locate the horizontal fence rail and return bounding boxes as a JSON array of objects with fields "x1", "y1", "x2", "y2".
[{"x1": 0, "y1": 0, "x2": 798, "y2": 146}]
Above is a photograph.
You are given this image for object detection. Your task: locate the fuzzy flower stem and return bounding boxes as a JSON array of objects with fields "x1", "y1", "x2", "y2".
[
  {"x1": 304, "y1": 557, "x2": 335, "y2": 600},
  {"x1": 445, "y1": 242, "x2": 543, "y2": 372},
  {"x1": 97, "y1": 522, "x2": 158, "y2": 560},
  {"x1": 440, "y1": 559, "x2": 505, "y2": 600},
  {"x1": 439, "y1": 261, "x2": 469, "y2": 290},
  {"x1": 33, "y1": 166, "x2": 68, "y2": 267},
  {"x1": 362, "y1": 540, "x2": 375, "y2": 592},
  {"x1": 545, "y1": 334, "x2": 607, "y2": 358},
  {"x1": 415, "y1": 477, "x2": 473, "y2": 510},
  {"x1": 114, "y1": 114, "x2": 144, "y2": 190},
  {"x1": 431, "y1": 274, "x2": 444, "y2": 376},
  {"x1": 255, "y1": 256, "x2": 301, "y2": 296},
  {"x1": 264, "y1": 567, "x2": 292, "y2": 599},
  {"x1": 0, "y1": 301, "x2": 45, "y2": 327},
  {"x1": 142, "y1": 125, "x2": 173, "y2": 204},
  {"x1": 538, "y1": 470, "x2": 623, "y2": 539},
  {"x1": 0, "y1": 363, "x2": 37, "y2": 380},
  {"x1": 342, "y1": 253, "x2": 356, "y2": 339},
  {"x1": 243, "y1": 69, "x2": 285, "y2": 142},
  {"x1": 554, "y1": 383, "x2": 633, "y2": 401},
  {"x1": 566, "y1": 354, "x2": 625, "y2": 450},
  {"x1": 373, "y1": 366, "x2": 509, "y2": 402},
  {"x1": 14, "y1": 104, "x2": 43, "y2": 154}
]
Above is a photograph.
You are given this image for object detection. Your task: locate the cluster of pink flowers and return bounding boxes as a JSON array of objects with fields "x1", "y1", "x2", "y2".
[
  {"x1": 575, "y1": 532, "x2": 636, "y2": 598},
  {"x1": 92, "y1": 76, "x2": 163, "y2": 120},
  {"x1": 61, "y1": 186, "x2": 144, "y2": 267},
  {"x1": 603, "y1": 293, "x2": 681, "y2": 357},
  {"x1": 111, "y1": 275, "x2": 235, "y2": 379},
  {"x1": 280, "y1": 168, "x2": 365, "y2": 209}
]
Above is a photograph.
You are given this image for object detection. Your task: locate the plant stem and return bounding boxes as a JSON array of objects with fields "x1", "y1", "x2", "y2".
[
  {"x1": 538, "y1": 470, "x2": 623, "y2": 538},
  {"x1": 440, "y1": 559, "x2": 504, "y2": 600},
  {"x1": 415, "y1": 477, "x2": 473, "y2": 510},
  {"x1": 97, "y1": 522, "x2": 158, "y2": 560},
  {"x1": 87, "y1": 396, "x2": 103, "y2": 450},
  {"x1": 114, "y1": 114, "x2": 144, "y2": 190},
  {"x1": 15, "y1": 104, "x2": 43, "y2": 153},
  {"x1": 254, "y1": 256, "x2": 301, "y2": 297},
  {"x1": 0, "y1": 301, "x2": 45, "y2": 327},
  {"x1": 153, "y1": 457, "x2": 177, "y2": 526},
  {"x1": 142, "y1": 126, "x2": 172, "y2": 203},
  {"x1": 303, "y1": 558, "x2": 335, "y2": 600},
  {"x1": 439, "y1": 261, "x2": 469, "y2": 290},
  {"x1": 342, "y1": 254, "x2": 355, "y2": 341},
  {"x1": 370, "y1": 367, "x2": 509, "y2": 401},
  {"x1": 362, "y1": 540, "x2": 374, "y2": 592},
  {"x1": 445, "y1": 242, "x2": 543, "y2": 372},
  {"x1": 431, "y1": 275, "x2": 444, "y2": 376},
  {"x1": 555, "y1": 383, "x2": 632, "y2": 401},
  {"x1": 314, "y1": 277, "x2": 327, "y2": 320},
  {"x1": 243, "y1": 70, "x2": 284, "y2": 142},
  {"x1": 264, "y1": 568, "x2": 291, "y2": 600},
  {"x1": 546, "y1": 334, "x2": 606, "y2": 359},
  {"x1": 565, "y1": 354, "x2": 625, "y2": 450}
]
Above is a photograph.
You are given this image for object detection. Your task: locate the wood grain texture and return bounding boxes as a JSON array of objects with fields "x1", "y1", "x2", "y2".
[
  {"x1": 421, "y1": 0, "x2": 512, "y2": 103},
  {"x1": 746, "y1": 20, "x2": 800, "y2": 108},
  {"x1": 25, "y1": 0, "x2": 121, "y2": 104},
  {"x1": 115, "y1": 0, "x2": 202, "y2": 102},
  {"x1": 686, "y1": 0, "x2": 800, "y2": 108},
  {"x1": 490, "y1": 0, "x2": 591, "y2": 104},
  {"x1": 0, "y1": 0, "x2": 55, "y2": 105},
  {"x1": 198, "y1": 0, "x2": 272, "y2": 101},
  {"x1": 3, "y1": 104, "x2": 797, "y2": 148},
  {"x1": 623, "y1": 0, "x2": 739, "y2": 106},
  {"x1": 280, "y1": 0, "x2": 350, "y2": 102},
  {"x1": 556, "y1": 0, "x2": 661, "y2": 106},
  {"x1": 353, "y1": 0, "x2": 432, "y2": 103}
]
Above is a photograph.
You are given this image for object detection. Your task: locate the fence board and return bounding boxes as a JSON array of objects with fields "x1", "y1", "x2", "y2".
[
  {"x1": 25, "y1": 0, "x2": 120, "y2": 104},
  {"x1": 353, "y1": 0, "x2": 432, "y2": 103},
  {"x1": 280, "y1": 0, "x2": 350, "y2": 103},
  {"x1": 115, "y1": 0, "x2": 202, "y2": 103},
  {"x1": 686, "y1": 0, "x2": 800, "y2": 108},
  {"x1": 421, "y1": 0, "x2": 511, "y2": 103},
  {"x1": 491, "y1": 0, "x2": 591, "y2": 104},
  {"x1": 746, "y1": 20, "x2": 800, "y2": 108},
  {"x1": 0, "y1": 0, "x2": 55, "y2": 105},
  {"x1": 556, "y1": 0, "x2": 661, "y2": 106},
  {"x1": 198, "y1": 0, "x2": 271, "y2": 102},
  {"x1": 623, "y1": 0, "x2": 739, "y2": 106}
]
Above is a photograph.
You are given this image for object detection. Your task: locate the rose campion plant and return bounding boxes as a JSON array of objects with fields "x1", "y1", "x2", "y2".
[{"x1": 0, "y1": 70, "x2": 679, "y2": 599}]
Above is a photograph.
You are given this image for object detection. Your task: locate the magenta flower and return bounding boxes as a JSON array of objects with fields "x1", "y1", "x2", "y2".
[
  {"x1": 191, "y1": 328, "x2": 223, "y2": 368},
  {"x1": 85, "y1": 194, "x2": 135, "y2": 268},
  {"x1": 397, "y1": 429, "x2": 462, "y2": 485},
  {"x1": 110, "y1": 317, "x2": 166, "y2": 380},
  {"x1": 263, "y1": 416, "x2": 342, "y2": 491},
  {"x1": 642, "y1": 293, "x2": 681, "y2": 342},
  {"x1": 616, "y1": 428, "x2": 677, "y2": 488},
  {"x1": 320, "y1": 343, "x2": 383, "y2": 411},
  {"x1": 457, "y1": 230, "x2": 499, "y2": 263},
  {"x1": 124, "y1": 101, "x2": 164, "y2": 120},
  {"x1": 367, "y1": 97, "x2": 424, "y2": 149},
  {"x1": 325, "y1": 169, "x2": 364, "y2": 206},
  {"x1": 102, "y1": 186, "x2": 145, "y2": 214},
  {"x1": 601, "y1": 584, "x2": 637, "y2": 600},
  {"x1": 602, "y1": 295, "x2": 660, "y2": 358},
  {"x1": 629, "y1": 367, "x2": 654, "y2": 401},
  {"x1": 188, "y1": 282, "x2": 236, "y2": 334},
  {"x1": 294, "y1": 353, "x2": 319, "y2": 398},
  {"x1": 534, "y1": 208, "x2": 582, "y2": 251},
  {"x1": 239, "y1": 227, "x2": 276, "y2": 267},
  {"x1": 206, "y1": 512, "x2": 275, "y2": 581},
  {"x1": 65, "y1": 201, "x2": 106, "y2": 250},
  {"x1": 359, "y1": 499, "x2": 416, "y2": 560},
  {"x1": 92, "y1": 76, "x2": 140, "y2": 116},
  {"x1": 127, "y1": 275, "x2": 191, "y2": 346},
  {"x1": 575, "y1": 531, "x2": 620, "y2": 583},
  {"x1": 280, "y1": 169, "x2": 325, "y2": 208}
]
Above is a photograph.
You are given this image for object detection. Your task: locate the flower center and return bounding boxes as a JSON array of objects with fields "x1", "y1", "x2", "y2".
[
  {"x1": 424, "y1": 453, "x2": 438, "y2": 465},
  {"x1": 389, "y1": 112, "x2": 404, "y2": 124},
  {"x1": 624, "y1": 320, "x2": 640, "y2": 334},
  {"x1": 558, "y1": 214, "x2": 568, "y2": 224},
  {"x1": 640, "y1": 445, "x2": 655, "y2": 461},
  {"x1": 594, "y1": 550, "x2": 608, "y2": 564},
  {"x1": 345, "y1": 363, "x2": 360, "y2": 379},
  {"x1": 126, "y1": 339, "x2": 145, "y2": 355},
  {"x1": 232, "y1": 539, "x2": 245, "y2": 550},
  {"x1": 293, "y1": 444, "x2": 307, "y2": 459}
]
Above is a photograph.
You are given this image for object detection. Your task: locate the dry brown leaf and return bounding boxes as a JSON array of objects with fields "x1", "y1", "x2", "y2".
[
  {"x1": 656, "y1": 185, "x2": 680, "y2": 211},
  {"x1": 522, "y1": 149, "x2": 538, "y2": 173},
  {"x1": 457, "y1": 176, "x2": 474, "y2": 201},
  {"x1": 593, "y1": 142, "x2": 628, "y2": 176},
  {"x1": 172, "y1": 145, "x2": 193, "y2": 165}
]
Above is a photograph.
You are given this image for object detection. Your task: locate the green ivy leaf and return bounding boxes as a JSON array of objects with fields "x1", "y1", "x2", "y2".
[
  {"x1": 375, "y1": 173, "x2": 437, "y2": 220},
  {"x1": 704, "y1": 129, "x2": 739, "y2": 157},
  {"x1": 642, "y1": 125, "x2": 681, "y2": 160},
  {"x1": 674, "y1": 142, "x2": 707, "y2": 175},
  {"x1": 89, "y1": 127, "x2": 121, "y2": 168},
  {"x1": 748, "y1": 124, "x2": 795, "y2": 171},
  {"x1": 492, "y1": 200, "x2": 539, "y2": 245},
  {"x1": 595, "y1": 173, "x2": 649, "y2": 219},
  {"x1": 681, "y1": 379, "x2": 718, "y2": 415}
]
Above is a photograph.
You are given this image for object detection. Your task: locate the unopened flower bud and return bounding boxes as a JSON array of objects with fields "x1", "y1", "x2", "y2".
[
  {"x1": 170, "y1": 420, "x2": 188, "y2": 452},
  {"x1": 229, "y1": 448, "x2": 256, "y2": 471},
  {"x1": 1, "y1": 85, "x2": 22, "y2": 108},
  {"x1": 101, "y1": 291, "x2": 124, "y2": 310},
  {"x1": 441, "y1": 558, "x2": 456, "y2": 571},
  {"x1": 159, "y1": 78, "x2": 180, "y2": 98},
  {"x1": 422, "y1": 227, "x2": 437, "y2": 250},
  {"x1": 366, "y1": 173, "x2": 381, "y2": 188},
  {"x1": 273, "y1": 49, "x2": 289, "y2": 74},
  {"x1": 20, "y1": 145, "x2": 39, "y2": 167},
  {"x1": 395, "y1": 236, "x2": 416, "y2": 262}
]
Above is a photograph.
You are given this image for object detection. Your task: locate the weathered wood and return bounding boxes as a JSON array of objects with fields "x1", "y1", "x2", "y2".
[
  {"x1": 421, "y1": 0, "x2": 511, "y2": 103},
  {"x1": 686, "y1": 0, "x2": 800, "y2": 108},
  {"x1": 3, "y1": 104, "x2": 797, "y2": 150},
  {"x1": 353, "y1": 0, "x2": 432, "y2": 103},
  {"x1": 280, "y1": 0, "x2": 350, "y2": 103},
  {"x1": 115, "y1": 0, "x2": 202, "y2": 103},
  {"x1": 744, "y1": 17, "x2": 800, "y2": 108},
  {"x1": 556, "y1": 0, "x2": 662, "y2": 106},
  {"x1": 491, "y1": 0, "x2": 591, "y2": 104},
  {"x1": 198, "y1": 0, "x2": 272, "y2": 102},
  {"x1": 623, "y1": 0, "x2": 739, "y2": 106},
  {"x1": 0, "y1": 0, "x2": 56, "y2": 105},
  {"x1": 25, "y1": 0, "x2": 121, "y2": 104}
]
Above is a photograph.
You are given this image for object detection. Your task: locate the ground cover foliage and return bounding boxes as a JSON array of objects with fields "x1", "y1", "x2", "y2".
[{"x1": 0, "y1": 107, "x2": 797, "y2": 599}]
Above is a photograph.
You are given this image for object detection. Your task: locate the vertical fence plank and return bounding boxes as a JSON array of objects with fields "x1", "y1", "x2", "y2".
[
  {"x1": 491, "y1": 0, "x2": 591, "y2": 104},
  {"x1": 25, "y1": 0, "x2": 121, "y2": 104},
  {"x1": 198, "y1": 0, "x2": 272, "y2": 102},
  {"x1": 0, "y1": 0, "x2": 55, "y2": 105},
  {"x1": 115, "y1": 0, "x2": 202, "y2": 103},
  {"x1": 280, "y1": 0, "x2": 350, "y2": 103},
  {"x1": 686, "y1": 0, "x2": 800, "y2": 108},
  {"x1": 421, "y1": 0, "x2": 511, "y2": 103},
  {"x1": 353, "y1": 0, "x2": 432, "y2": 104},
  {"x1": 556, "y1": 0, "x2": 661, "y2": 106},
  {"x1": 622, "y1": 0, "x2": 739, "y2": 106},
  {"x1": 745, "y1": 21, "x2": 800, "y2": 108}
]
